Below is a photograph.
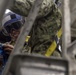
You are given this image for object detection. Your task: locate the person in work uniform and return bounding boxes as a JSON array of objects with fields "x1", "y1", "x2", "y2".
[
  {"x1": 0, "y1": 11, "x2": 25, "y2": 70},
  {"x1": 0, "y1": 11, "x2": 25, "y2": 50},
  {"x1": 10, "y1": 0, "x2": 62, "y2": 57}
]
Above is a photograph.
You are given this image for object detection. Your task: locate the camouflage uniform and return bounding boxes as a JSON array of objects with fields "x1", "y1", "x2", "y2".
[{"x1": 10, "y1": 0, "x2": 62, "y2": 57}]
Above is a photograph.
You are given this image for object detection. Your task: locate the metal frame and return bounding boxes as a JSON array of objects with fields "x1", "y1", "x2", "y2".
[
  {"x1": 0, "y1": 0, "x2": 76, "y2": 75},
  {"x1": 62, "y1": 0, "x2": 71, "y2": 59},
  {"x1": 62, "y1": 0, "x2": 76, "y2": 75},
  {"x1": 7, "y1": 54, "x2": 69, "y2": 75}
]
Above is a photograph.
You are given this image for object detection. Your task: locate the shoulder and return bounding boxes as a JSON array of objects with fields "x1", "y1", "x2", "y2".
[{"x1": 11, "y1": 0, "x2": 54, "y2": 17}]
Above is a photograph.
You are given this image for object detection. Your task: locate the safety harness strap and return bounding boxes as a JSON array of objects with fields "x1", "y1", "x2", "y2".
[{"x1": 45, "y1": 28, "x2": 62, "y2": 57}]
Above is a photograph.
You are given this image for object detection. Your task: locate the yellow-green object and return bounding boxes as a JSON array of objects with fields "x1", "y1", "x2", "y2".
[
  {"x1": 45, "y1": 28, "x2": 62, "y2": 57},
  {"x1": 25, "y1": 36, "x2": 30, "y2": 43}
]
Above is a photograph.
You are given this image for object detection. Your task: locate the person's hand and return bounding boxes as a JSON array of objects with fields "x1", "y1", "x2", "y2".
[{"x1": 3, "y1": 44, "x2": 14, "y2": 54}]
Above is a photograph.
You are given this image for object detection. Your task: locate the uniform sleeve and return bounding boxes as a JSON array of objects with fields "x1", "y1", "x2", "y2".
[
  {"x1": 28, "y1": 4, "x2": 62, "y2": 55},
  {"x1": 10, "y1": 0, "x2": 54, "y2": 17}
]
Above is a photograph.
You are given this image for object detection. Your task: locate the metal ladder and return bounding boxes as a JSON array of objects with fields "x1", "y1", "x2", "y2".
[{"x1": 0, "y1": 0, "x2": 76, "y2": 75}]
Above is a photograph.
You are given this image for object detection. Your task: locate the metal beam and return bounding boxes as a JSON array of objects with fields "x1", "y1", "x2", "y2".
[
  {"x1": 62, "y1": 0, "x2": 71, "y2": 58},
  {"x1": 67, "y1": 40, "x2": 76, "y2": 75},
  {"x1": 2, "y1": 0, "x2": 43, "y2": 75}
]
